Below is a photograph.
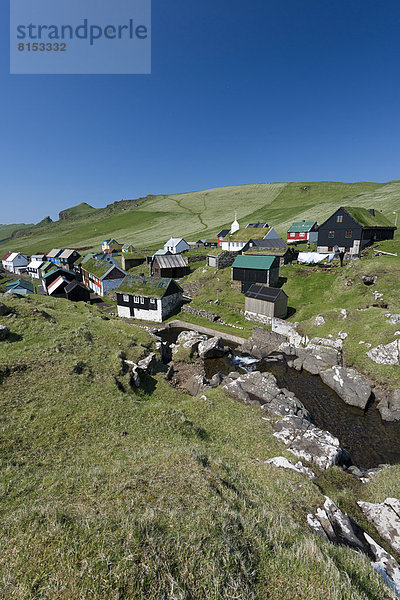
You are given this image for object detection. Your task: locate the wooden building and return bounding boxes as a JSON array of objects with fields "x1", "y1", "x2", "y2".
[
  {"x1": 287, "y1": 220, "x2": 318, "y2": 244},
  {"x1": 317, "y1": 207, "x2": 396, "y2": 256},
  {"x1": 42, "y1": 267, "x2": 76, "y2": 294},
  {"x1": 5, "y1": 278, "x2": 34, "y2": 296},
  {"x1": 116, "y1": 276, "x2": 183, "y2": 322},
  {"x1": 46, "y1": 249, "x2": 63, "y2": 264},
  {"x1": 244, "y1": 285, "x2": 288, "y2": 321},
  {"x1": 58, "y1": 249, "x2": 81, "y2": 269},
  {"x1": 65, "y1": 280, "x2": 91, "y2": 302},
  {"x1": 151, "y1": 253, "x2": 189, "y2": 278},
  {"x1": 81, "y1": 259, "x2": 126, "y2": 297},
  {"x1": 232, "y1": 254, "x2": 280, "y2": 293}
]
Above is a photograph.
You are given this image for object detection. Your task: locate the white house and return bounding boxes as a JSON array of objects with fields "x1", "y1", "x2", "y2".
[
  {"x1": 163, "y1": 238, "x2": 190, "y2": 254},
  {"x1": 2, "y1": 252, "x2": 28, "y2": 273},
  {"x1": 27, "y1": 259, "x2": 45, "y2": 279},
  {"x1": 221, "y1": 226, "x2": 282, "y2": 252},
  {"x1": 116, "y1": 276, "x2": 183, "y2": 322}
]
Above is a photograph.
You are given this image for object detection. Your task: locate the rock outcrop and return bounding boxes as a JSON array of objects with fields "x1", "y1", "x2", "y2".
[
  {"x1": 367, "y1": 340, "x2": 400, "y2": 366},
  {"x1": 265, "y1": 456, "x2": 315, "y2": 479},
  {"x1": 357, "y1": 498, "x2": 400, "y2": 555},
  {"x1": 198, "y1": 336, "x2": 227, "y2": 359},
  {"x1": 173, "y1": 330, "x2": 207, "y2": 354},
  {"x1": 273, "y1": 416, "x2": 350, "y2": 470},
  {"x1": 320, "y1": 366, "x2": 371, "y2": 409},
  {"x1": 240, "y1": 326, "x2": 286, "y2": 358},
  {"x1": 183, "y1": 374, "x2": 211, "y2": 396},
  {"x1": 377, "y1": 389, "x2": 400, "y2": 422}
]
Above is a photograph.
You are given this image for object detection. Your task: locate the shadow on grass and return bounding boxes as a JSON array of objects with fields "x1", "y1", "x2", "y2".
[{"x1": 5, "y1": 332, "x2": 23, "y2": 343}]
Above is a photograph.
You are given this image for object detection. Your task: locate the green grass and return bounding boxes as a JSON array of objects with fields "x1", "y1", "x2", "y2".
[{"x1": 0, "y1": 293, "x2": 395, "y2": 599}]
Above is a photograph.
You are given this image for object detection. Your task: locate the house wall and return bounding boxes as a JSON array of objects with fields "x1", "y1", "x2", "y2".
[
  {"x1": 101, "y1": 277, "x2": 125, "y2": 295},
  {"x1": 245, "y1": 294, "x2": 287, "y2": 319},
  {"x1": 161, "y1": 292, "x2": 182, "y2": 320},
  {"x1": 317, "y1": 209, "x2": 363, "y2": 254},
  {"x1": 221, "y1": 240, "x2": 246, "y2": 252}
]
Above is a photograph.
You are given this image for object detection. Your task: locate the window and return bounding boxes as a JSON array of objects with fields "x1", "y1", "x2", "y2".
[
  {"x1": 337, "y1": 215, "x2": 343, "y2": 223},
  {"x1": 140, "y1": 297, "x2": 144, "y2": 304},
  {"x1": 123, "y1": 294, "x2": 129, "y2": 303},
  {"x1": 328, "y1": 231, "x2": 335, "y2": 238},
  {"x1": 345, "y1": 230, "x2": 352, "y2": 238},
  {"x1": 290, "y1": 232, "x2": 295, "y2": 238},
  {"x1": 299, "y1": 232, "x2": 305, "y2": 238},
  {"x1": 150, "y1": 298, "x2": 155, "y2": 304},
  {"x1": 134, "y1": 296, "x2": 139, "y2": 303},
  {"x1": 328, "y1": 247, "x2": 333, "y2": 252}
]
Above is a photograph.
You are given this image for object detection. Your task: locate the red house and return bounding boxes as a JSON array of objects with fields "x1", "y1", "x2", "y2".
[{"x1": 287, "y1": 220, "x2": 318, "y2": 244}]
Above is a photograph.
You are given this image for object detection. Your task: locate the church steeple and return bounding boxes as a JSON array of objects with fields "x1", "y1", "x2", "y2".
[{"x1": 230, "y1": 209, "x2": 240, "y2": 234}]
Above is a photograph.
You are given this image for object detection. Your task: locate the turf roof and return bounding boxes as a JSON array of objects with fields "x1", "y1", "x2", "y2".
[
  {"x1": 118, "y1": 275, "x2": 177, "y2": 298},
  {"x1": 344, "y1": 207, "x2": 394, "y2": 228},
  {"x1": 82, "y1": 258, "x2": 123, "y2": 278},
  {"x1": 228, "y1": 227, "x2": 270, "y2": 241}
]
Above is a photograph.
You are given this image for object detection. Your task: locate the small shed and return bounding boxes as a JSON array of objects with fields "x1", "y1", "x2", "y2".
[
  {"x1": 5, "y1": 278, "x2": 34, "y2": 295},
  {"x1": 244, "y1": 285, "x2": 288, "y2": 320},
  {"x1": 65, "y1": 280, "x2": 91, "y2": 302},
  {"x1": 232, "y1": 254, "x2": 280, "y2": 293},
  {"x1": 151, "y1": 254, "x2": 189, "y2": 278}
]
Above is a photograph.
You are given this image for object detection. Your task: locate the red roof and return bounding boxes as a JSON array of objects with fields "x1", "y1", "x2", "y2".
[{"x1": 1, "y1": 251, "x2": 12, "y2": 261}]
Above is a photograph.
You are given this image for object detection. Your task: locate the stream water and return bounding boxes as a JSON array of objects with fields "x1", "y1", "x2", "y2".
[{"x1": 158, "y1": 327, "x2": 400, "y2": 469}]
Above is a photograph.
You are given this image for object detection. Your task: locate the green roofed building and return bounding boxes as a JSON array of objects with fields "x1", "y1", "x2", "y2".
[
  {"x1": 287, "y1": 220, "x2": 319, "y2": 244},
  {"x1": 81, "y1": 258, "x2": 126, "y2": 297},
  {"x1": 116, "y1": 276, "x2": 183, "y2": 322},
  {"x1": 317, "y1": 207, "x2": 396, "y2": 256},
  {"x1": 232, "y1": 254, "x2": 280, "y2": 293}
]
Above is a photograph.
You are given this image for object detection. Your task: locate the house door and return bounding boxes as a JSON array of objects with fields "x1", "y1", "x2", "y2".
[{"x1": 130, "y1": 307, "x2": 135, "y2": 317}]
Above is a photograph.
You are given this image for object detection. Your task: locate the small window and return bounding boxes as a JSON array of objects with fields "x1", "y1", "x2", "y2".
[
  {"x1": 123, "y1": 294, "x2": 129, "y2": 302},
  {"x1": 134, "y1": 296, "x2": 139, "y2": 303},
  {"x1": 299, "y1": 232, "x2": 305, "y2": 237},
  {"x1": 328, "y1": 231, "x2": 335, "y2": 238},
  {"x1": 345, "y1": 230, "x2": 352, "y2": 238},
  {"x1": 337, "y1": 215, "x2": 343, "y2": 223},
  {"x1": 140, "y1": 297, "x2": 144, "y2": 304},
  {"x1": 290, "y1": 232, "x2": 295, "y2": 238},
  {"x1": 150, "y1": 298, "x2": 155, "y2": 304},
  {"x1": 328, "y1": 246, "x2": 333, "y2": 252}
]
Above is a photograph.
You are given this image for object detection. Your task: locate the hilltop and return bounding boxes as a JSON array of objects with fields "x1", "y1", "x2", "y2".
[{"x1": 0, "y1": 180, "x2": 399, "y2": 255}]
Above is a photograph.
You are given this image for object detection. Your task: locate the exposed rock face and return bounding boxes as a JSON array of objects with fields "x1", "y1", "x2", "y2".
[
  {"x1": 265, "y1": 456, "x2": 315, "y2": 480},
  {"x1": 0, "y1": 302, "x2": 11, "y2": 316},
  {"x1": 183, "y1": 374, "x2": 210, "y2": 396},
  {"x1": 314, "y1": 315, "x2": 325, "y2": 326},
  {"x1": 320, "y1": 366, "x2": 371, "y2": 409},
  {"x1": 0, "y1": 325, "x2": 10, "y2": 341},
  {"x1": 357, "y1": 498, "x2": 400, "y2": 555},
  {"x1": 209, "y1": 372, "x2": 223, "y2": 388},
  {"x1": 377, "y1": 389, "x2": 400, "y2": 422},
  {"x1": 155, "y1": 340, "x2": 172, "y2": 363},
  {"x1": 367, "y1": 340, "x2": 400, "y2": 366},
  {"x1": 388, "y1": 314, "x2": 400, "y2": 325},
  {"x1": 222, "y1": 371, "x2": 311, "y2": 420},
  {"x1": 130, "y1": 365, "x2": 141, "y2": 388},
  {"x1": 309, "y1": 337, "x2": 343, "y2": 351},
  {"x1": 173, "y1": 330, "x2": 207, "y2": 354},
  {"x1": 308, "y1": 497, "x2": 400, "y2": 597},
  {"x1": 362, "y1": 275, "x2": 377, "y2": 286},
  {"x1": 138, "y1": 352, "x2": 158, "y2": 375},
  {"x1": 289, "y1": 344, "x2": 340, "y2": 375},
  {"x1": 198, "y1": 336, "x2": 226, "y2": 359},
  {"x1": 273, "y1": 416, "x2": 350, "y2": 470},
  {"x1": 241, "y1": 326, "x2": 287, "y2": 358}
]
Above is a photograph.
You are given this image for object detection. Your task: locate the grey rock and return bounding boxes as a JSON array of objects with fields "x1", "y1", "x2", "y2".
[
  {"x1": 138, "y1": 352, "x2": 158, "y2": 375},
  {"x1": 367, "y1": 340, "x2": 400, "y2": 366},
  {"x1": 174, "y1": 330, "x2": 207, "y2": 354},
  {"x1": 184, "y1": 374, "x2": 210, "y2": 396},
  {"x1": 198, "y1": 336, "x2": 226, "y2": 359},
  {"x1": 388, "y1": 314, "x2": 400, "y2": 325},
  {"x1": 0, "y1": 325, "x2": 10, "y2": 341},
  {"x1": 377, "y1": 389, "x2": 400, "y2": 422},
  {"x1": 130, "y1": 365, "x2": 141, "y2": 388},
  {"x1": 209, "y1": 372, "x2": 223, "y2": 388},
  {"x1": 314, "y1": 315, "x2": 325, "y2": 326},
  {"x1": 265, "y1": 456, "x2": 315, "y2": 480},
  {"x1": 273, "y1": 416, "x2": 350, "y2": 470},
  {"x1": 223, "y1": 371, "x2": 311, "y2": 419},
  {"x1": 346, "y1": 465, "x2": 364, "y2": 479},
  {"x1": 320, "y1": 366, "x2": 371, "y2": 409},
  {"x1": 357, "y1": 498, "x2": 400, "y2": 555},
  {"x1": 240, "y1": 326, "x2": 287, "y2": 358},
  {"x1": 362, "y1": 275, "x2": 377, "y2": 286}
]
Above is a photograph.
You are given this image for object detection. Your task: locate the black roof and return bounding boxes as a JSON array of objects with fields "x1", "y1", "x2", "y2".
[
  {"x1": 64, "y1": 280, "x2": 90, "y2": 293},
  {"x1": 247, "y1": 238, "x2": 288, "y2": 250},
  {"x1": 244, "y1": 284, "x2": 287, "y2": 302},
  {"x1": 246, "y1": 222, "x2": 268, "y2": 228},
  {"x1": 217, "y1": 229, "x2": 230, "y2": 237}
]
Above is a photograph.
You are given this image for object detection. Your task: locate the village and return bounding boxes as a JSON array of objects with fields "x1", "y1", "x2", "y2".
[{"x1": 0, "y1": 206, "x2": 396, "y2": 328}]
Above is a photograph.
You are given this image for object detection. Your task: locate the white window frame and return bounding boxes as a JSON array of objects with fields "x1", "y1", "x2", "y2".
[{"x1": 123, "y1": 294, "x2": 129, "y2": 302}]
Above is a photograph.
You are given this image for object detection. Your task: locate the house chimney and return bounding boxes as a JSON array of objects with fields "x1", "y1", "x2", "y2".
[{"x1": 369, "y1": 209, "x2": 375, "y2": 216}]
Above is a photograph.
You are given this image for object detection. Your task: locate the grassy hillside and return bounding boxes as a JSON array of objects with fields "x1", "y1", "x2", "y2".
[
  {"x1": 58, "y1": 201, "x2": 96, "y2": 221},
  {"x1": 0, "y1": 223, "x2": 32, "y2": 243},
  {"x1": 1, "y1": 180, "x2": 398, "y2": 256},
  {"x1": 0, "y1": 294, "x2": 397, "y2": 599}
]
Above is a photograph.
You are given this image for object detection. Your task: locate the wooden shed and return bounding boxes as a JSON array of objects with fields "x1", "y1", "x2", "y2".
[
  {"x1": 232, "y1": 254, "x2": 280, "y2": 293},
  {"x1": 244, "y1": 285, "x2": 288, "y2": 320},
  {"x1": 151, "y1": 254, "x2": 189, "y2": 279}
]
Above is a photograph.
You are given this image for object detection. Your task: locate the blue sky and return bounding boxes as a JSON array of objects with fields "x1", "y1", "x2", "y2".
[{"x1": 1, "y1": 0, "x2": 400, "y2": 223}]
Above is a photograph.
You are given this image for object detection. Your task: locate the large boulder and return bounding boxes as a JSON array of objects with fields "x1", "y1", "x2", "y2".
[
  {"x1": 290, "y1": 345, "x2": 341, "y2": 375},
  {"x1": 0, "y1": 325, "x2": 10, "y2": 341},
  {"x1": 173, "y1": 330, "x2": 207, "y2": 354},
  {"x1": 388, "y1": 314, "x2": 400, "y2": 325},
  {"x1": 222, "y1": 371, "x2": 311, "y2": 419},
  {"x1": 273, "y1": 416, "x2": 350, "y2": 470},
  {"x1": 377, "y1": 389, "x2": 400, "y2": 422},
  {"x1": 357, "y1": 498, "x2": 400, "y2": 555},
  {"x1": 198, "y1": 336, "x2": 226, "y2": 359},
  {"x1": 183, "y1": 374, "x2": 210, "y2": 396},
  {"x1": 367, "y1": 340, "x2": 400, "y2": 366},
  {"x1": 320, "y1": 366, "x2": 371, "y2": 409},
  {"x1": 138, "y1": 352, "x2": 158, "y2": 375},
  {"x1": 241, "y1": 326, "x2": 287, "y2": 358}
]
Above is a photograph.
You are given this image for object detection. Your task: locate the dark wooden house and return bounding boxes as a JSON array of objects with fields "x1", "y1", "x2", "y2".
[
  {"x1": 245, "y1": 285, "x2": 288, "y2": 320},
  {"x1": 65, "y1": 280, "x2": 91, "y2": 302},
  {"x1": 151, "y1": 254, "x2": 189, "y2": 279},
  {"x1": 42, "y1": 267, "x2": 76, "y2": 293},
  {"x1": 58, "y1": 249, "x2": 81, "y2": 269},
  {"x1": 116, "y1": 276, "x2": 183, "y2": 322},
  {"x1": 232, "y1": 254, "x2": 280, "y2": 293},
  {"x1": 317, "y1": 207, "x2": 396, "y2": 256}
]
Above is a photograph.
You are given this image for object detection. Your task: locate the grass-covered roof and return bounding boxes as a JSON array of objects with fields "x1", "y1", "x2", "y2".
[
  {"x1": 229, "y1": 228, "x2": 270, "y2": 241},
  {"x1": 82, "y1": 258, "x2": 121, "y2": 278},
  {"x1": 344, "y1": 207, "x2": 394, "y2": 228},
  {"x1": 118, "y1": 275, "x2": 177, "y2": 298}
]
